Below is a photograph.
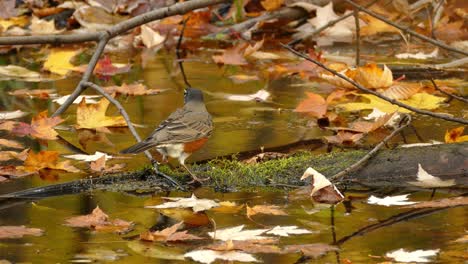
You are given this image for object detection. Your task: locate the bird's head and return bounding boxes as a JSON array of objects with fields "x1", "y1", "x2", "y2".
[{"x1": 184, "y1": 88, "x2": 205, "y2": 104}]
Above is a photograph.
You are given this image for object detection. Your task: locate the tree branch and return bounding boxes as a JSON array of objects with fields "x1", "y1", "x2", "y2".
[
  {"x1": 430, "y1": 79, "x2": 468, "y2": 104},
  {"x1": 281, "y1": 43, "x2": 468, "y2": 125}
]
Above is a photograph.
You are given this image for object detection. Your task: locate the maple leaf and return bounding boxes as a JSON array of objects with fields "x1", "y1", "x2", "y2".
[
  {"x1": 0, "y1": 226, "x2": 43, "y2": 239},
  {"x1": 65, "y1": 206, "x2": 133, "y2": 233},
  {"x1": 159, "y1": 208, "x2": 211, "y2": 227},
  {"x1": 386, "y1": 248, "x2": 439, "y2": 263},
  {"x1": 354, "y1": 64, "x2": 393, "y2": 89},
  {"x1": 140, "y1": 222, "x2": 202, "y2": 242},
  {"x1": 324, "y1": 131, "x2": 364, "y2": 145},
  {"x1": 212, "y1": 43, "x2": 248, "y2": 65},
  {"x1": 408, "y1": 164, "x2": 455, "y2": 188},
  {"x1": 93, "y1": 56, "x2": 131, "y2": 77},
  {"x1": 146, "y1": 194, "x2": 219, "y2": 212},
  {"x1": 208, "y1": 225, "x2": 269, "y2": 241},
  {"x1": 301, "y1": 167, "x2": 344, "y2": 204},
  {"x1": 185, "y1": 249, "x2": 258, "y2": 264},
  {"x1": 445, "y1": 126, "x2": 468, "y2": 143},
  {"x1": 22, "y1": 150, "x2": 80, "y2": 173},
  {"x1": 43, "y1": 48, "x2": 80, "y2": 76},
  {"x1": 9, "y1": 89, "x2": 55, "y2": 99},
  {"x1": 12, "y1": 111, "x2": 64, "y2": 140},
  {"x1": 76, "y1": 97, "x2": 127, "y2": 129},
  {"x1": 294, "y1": 92, "x2": 327, "y2": 118},
  {"x1": 103, "y1": 83, "x2": 162, "y2": 96},
  {"x1": 90, "y1": 156, "x2": 125, "y2": 173},
  {"x1": 266, "y1": 226, "x2": 312, "y2": 237},
  {"x1": 246, "y1": 205, "x2": 287, "y2": 219}
]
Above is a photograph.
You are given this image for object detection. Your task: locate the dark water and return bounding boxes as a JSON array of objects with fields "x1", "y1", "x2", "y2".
[{"x1": 0, "y1": 52, "x2": 466, "y2": 263}]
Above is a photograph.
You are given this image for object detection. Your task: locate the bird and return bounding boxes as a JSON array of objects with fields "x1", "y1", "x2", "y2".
[{"x1": 120, "y1": 88, "x2": 213, "y2": 183}]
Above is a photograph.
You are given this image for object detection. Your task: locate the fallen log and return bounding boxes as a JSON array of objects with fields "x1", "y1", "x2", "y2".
[{"x1": 0, "y1": 143, "x2": 466, "y2": 199}]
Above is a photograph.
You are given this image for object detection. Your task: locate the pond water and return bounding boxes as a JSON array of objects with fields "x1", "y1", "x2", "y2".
[{"x1": 0, "y1": 51, "x2": 466, "y2": 263}]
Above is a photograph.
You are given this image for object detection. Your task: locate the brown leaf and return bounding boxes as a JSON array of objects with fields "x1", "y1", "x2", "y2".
[
  {"x1": 12, "y1": 111, "x2": 64, "y2": 140},
  {"x1": 246, "y1": 205, "x2": 287, "y2": 219},
  {"x1": 103, "y1": 83, "x2": 162, "y2": 96},
  {"x1": 9, "y1": 89, "x2": 55, "y2": 99},
  {"x1": 0, "y1": 0, "x2": 17, "y2": 19},
  {"x1": 90, "y1": 156, "x2": 125, "y2": 173},
  {"x1": 354, "y1": 63, "x2": 393, "y2": 89},
  {"x1": 0, "y1": 121, "x2": 18, "y2": 131},
  {"x1": 381, "y1": 82, "x2": 421, "y2": 100},
  {"x1": 0, "y1": 226, "x2": 43, "y2": 239},
  {"x1": 323, "y1": 131, "x2": 364, "y2": 145},
  {"x1": 0, "y1": 139, "x2": 23, "y2": 149},
  {"x1": 140, "y1": 222, "x2": 203, "y2": 242},
  {"x1": 65, "y1": 206, "x2": 133, "y2": 233},
  {"x1": 311, "y1": 185, "x2": 344, "y2": 204},
  {"x1": 211, "y1": 201, "x2": 245, "y2": 214},
  {"x1": 0, "y1": 165, "x2": 33, "y2": 178},
  {"x1": 294, "y1": 92, "x2": 328, "y2": 118},
  {"x1": 284, "y1": 243, "x2": 339, "y2": 258},
  {"x1": 0, "y1": 150, "x2": 26, "y2": 162},
  {"x1": 405, "y1": 196, "x2": 468, "y2": 209},
  {"x1": 206, "y1": 239, "x2": 281, "y2": 254},
  {"x1": 212, "y1": 43, "x2": 248, "y2": 65},
  {"x1": 77, "y1": 129, "x2": 114, "y2": 149},
  {"x1": 159, "y1": 208, "x2": 211, "y2": 227},
  {"x1": 348, "y1": 113, "x2": 394, "y2": 133},
  {"x1": 261, "y1": 0, "x2": 284, "y2": 11}
]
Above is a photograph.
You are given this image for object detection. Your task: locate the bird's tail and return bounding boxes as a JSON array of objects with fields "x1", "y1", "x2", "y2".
[{"x1": 120, "y1": 140, "x2": 156, "y2": 154}]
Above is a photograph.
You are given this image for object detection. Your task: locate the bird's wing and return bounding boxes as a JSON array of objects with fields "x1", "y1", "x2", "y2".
[{"x1": 148, "y1": 108, "x2": 212, "y2": 145}]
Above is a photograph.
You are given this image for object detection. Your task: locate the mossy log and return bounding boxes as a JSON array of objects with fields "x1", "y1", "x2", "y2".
[{"x1": 1, "y1": 143, "x2": 466, "y2": 199}]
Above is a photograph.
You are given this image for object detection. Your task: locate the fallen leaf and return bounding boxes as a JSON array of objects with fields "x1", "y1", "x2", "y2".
[
  {"x1": 381, "y1": 82, "x2": 421, "y2": 100},
  {"x1": 146, "y1": 194, "x2": 219, "y2": 212},
  {"x1": 43, "y1": 48, "x2": 80, "y2": 76},
  {"x1": 386, "y1": 248, "x2": 439, "y2": 263},
  {"x1": 284, "y1": 243, "x2": 339, "y2": 258},
  {"x1": 408, "y1": 164, "x2": 455, "y2": 188},
  {"x1": 395, "y1": 48, "x2": 439, "y2": 60},
  {"x1": 294, "y1": 92, "x2": 327, "y2": 118},
  {"x1": 347, "y1": 113, "x2": 394, "y2": 133},
  {"x1": 127, "y1": 240, "x2": 184, "y2": 260},
  {"x1": 445, "y1": 126, "x2": 468, "y2": 143},
  {"x1": 360, "y1": 13, "x2": 401, "y2": 36},
  {"x1": 0, "y1": 65, "x2": 42, "y2": 81},
  {"x1": 30, "y1": 16, "x2": 64, "y2": 34},
  {"x1": 0, "y1": 226, "x2": 43, "y2": 239},
  {"x1": 0, "y1": 139, "x2": 22, "y2": 149},
  {"x1": 266, "y1": 226, "x2": 312, "y2": 237},
  {"x1": 90, "y1": 156, "x2": 125, "y2": 173},
  {"x1": 354, "y1": 64, "x2": 393, "y2": 89},
  {"x1": 452, "y1": 234, "x2": 468, "y2": 244},
  {"x1": 261, "y1": 0, "x2": 284, "y2": 11},
  {"x1": 246, "y1": 205, "x2": 287, "y2": 219},
  {"x1": 338, "y1": 93, "x2": 446, "y2": 113},
  {"x1": 139, "y1": 24, "x2": 165, "y2": 48},
  {"x1": 103, "y1": 83, "x2": 162, "y2": 96},
  {"x1": 0, "y1": 110, "x2": 28, "y2": 120},
  {"x1": 205, "y1": 239, "x2": 281, "y2": 254},
  {"x1": 208, "y1": 225, "x2": 269, "y2": 241},
  {"x1": 323, "y1": 131, "x2": 364, "y2": 145},
  {"x1": 226, "y1": 89, "x2": 270, "y2": 102},
  {"x1": 405, "y1": 196, "x2": 468, "y2": 209},
  {"x1": 76, "y1": 97, "x2": 127, "y2": 129},
  {"x1": 9, "y1": 89, "x2": 55, "y2": 99},
  {"x1": 367, "y1": 194, "x2": 417, "y2": 206},
  {"x1": 0, "y1": 165, "x2": 33, "y2": 178},
  {"x1": 53, "y1": 95, "x2": 101, "y2": 105},
  {"x1": 77, "y1": 129, "x2": 114, "y2": 149},
  {"x1": 0, "y1": 1, "x2": 17, "y2": 19},
  {"x1": 212, "y1": 43, "x2": 248, "y2": 65},
  {"x1": 211, "y1": 201, "x2": 245, "y2": 213},
  {"x1": 0, "y1": 150, "x2": 27, "y2": 161},
  {"x1": 64, "y1": 151, "x2": 112, "y2": 162},
  {"x1": 228, "y1": 75, "x2": 260, "y2": 84},
  {"x1": 93, "y1": 56, "x2": 130, "y2": 77},
  {"x1": 22, "y1": 150, "x2": 80, "y2": 173},
  {"x1": 65, "y1": 206, "x2": 133, "y2": 233},
  {"x1": 301, "y1": 167, "x2": 344, "y2": 204},
  {"x1": 184, "y1": 249, "x2": 258, "y2": 264},
  {"x1": 12, "y1": 111, "x2": 64, "y2": 140},
  {"x1": 0, "y1": 16, "x2": 29, "y2": 30},
  {"x1": 140, "y1": 222, "x2": 202, "y2": 242},
  {"x1": 159, "y1": 208, "x2": 211, "y2": 226}
]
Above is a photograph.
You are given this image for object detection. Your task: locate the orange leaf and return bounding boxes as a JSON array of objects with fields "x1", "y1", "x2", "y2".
[
  {"x1": 65, "y1": 206, "x2": 133, "y2": 233},
  {"x1": 22, "y1": 150, "x2": 79, "y2": 173},
  {"x1": 324, "y1": 131, "x2": 364, "y2": 145},
  {"x1": 354, "y1": 63, "x2": 393, "y2": 89},
  {"x1": 261, "y1": 0, "x2": 284, "y2": 11},
  {"x1": 294, "y1": 92, "x2": 327, "y2": 118},
  {"x1": 445, "y1": 127, "x2": 468, "y2": 143},
  {"x1": 381, "y1": 82, "x2": 421, "y2": 100},
  {"x1": 76, "y1": 97, "x2": 127, "y2": 129},
  {"x1": 246, "y1": 205, "x2": 287, "y2": 219},
  {"x1": 140, "y1": 222, "x2": 202, "y2": 242},
  {"x1": 12, "y1": 111, "x2": 63, "y2": 140},
  {"x1": 212, "y1": 43, "x2": 248, "y2": 65}
]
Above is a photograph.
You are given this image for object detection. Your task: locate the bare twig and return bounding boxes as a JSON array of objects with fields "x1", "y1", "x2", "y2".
[
  {"x1": 81, "y1": 82, "x2": 183, "y2": 189},
  {"x1": 433, "y1": 57, "x2": 468, "y2": 69},
  {"x1": 289, "y1": 0, "x2": 380, "y2": 46},
  {"x1": 281, "y1": 43, "x2": 468, "y2": 124},
  {"x1": 430, "y1": 79, "x2": 468, "y2": 104},
  {"x1": 344, "y1": 0, "x2": 468, "y2": 57},
  {"x1": 176, "y1": 17, "x2": 192, "y2": 88},
  {"x1": 353, "y1": 9, "x2": 361, "y2": 66},
  {"x1": 330, "y1": 114, "x2": 412, "y2": 181}
]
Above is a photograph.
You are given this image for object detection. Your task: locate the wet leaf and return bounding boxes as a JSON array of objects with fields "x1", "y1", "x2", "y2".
[
  {"x1": 127, "y1": 240, "x2": 184, "y2": 260},
  {"x1": 226, "y1": 89, "x2": 270, "y2": 102},
  {"x1": 381, "y1": 82, "x2": 421, "y2": 100},
  {"x1": 294, "y1": 92, "x2": 327, "y2": 118},
  {"x1": 9, "y1": 89, "x2": 55, "y2": 99},
  {"x1": 246, "y1": 205, "x2": 287, "y2": 218},
  {"x1": 76, "y1": 97, "x2": 127, "y2": 129},
  {"x1": 323, "y1": 131, "x2": 364, "y2": 145},
  {"x1": 146, "y1": 194, "x2": 219, "y2": 212},
  {"x1": 103, "y1": 83, "x2": 162, "y2": 96},
  {"x1": 208, "y1": 225, "x2": 269, "y2": 241},
  {"x1": 159, "y1": 208, "x2": 211, "y2": 226},
  {"x1": 77, "y1": 129, "x2": 114, "y2": 149},
  {"x1": 354, "y1": 64, "x2": 393, "y2": 89},
  {"x1": 139, "y1": 24, "x2": 165, "y2": 48},
  {"x1": 301, "y1": 167, "x2": 344, "y2": 204},
  {"x1": 211, "y1": 201, "x2": 245, "y2": 213},
  {"x1": 92, "y1": 56, "x2": 131, "y2": 77},
  {"x1": 185, "y1": 249, "x2": 258, "y2": 264},
  {"x1": 266, "y1": 226, "x2": 312, "y2": 237},
  {"x1": 338, "y1": 93, "x2": 446, "y2": 113},
  {"x1": 53, "y1": 95, "x2": 101, "y2": 105},
  {"x1": 0, "y1": 139, "x2": 22, "y2": 149},
  {"x1": 0, "y1": 65, "x2": 42, "y2": 81},
  {"x1": 367, "y1": 194, "x2": 417, "y2": 206},
  {"x1": 405, "y1": 196, "x2": 468, "y2": 209},
  {"x1": 12, "y1": 111, "x2": 64, "y2": 140},
  {"x1": 0, "y1": 110, "x2": 28, "y2": 120},
  {"x1": 360, "y1": 13, "x2": 401, "y2": 36},
  {"x1": 261, "y1": 0, "x2": 284, "y2": 11},
  {"x1": 30, "y1": 16, "x2": 64, "y2": 34},
  {"x1": 0, "y1": 226, "x2": 43, "y2": 239},
  {"x1": 395, "y1": 49, "x2": 439, "y2": 60},
  {"x1": 445, "y1": 126, "x2": 468, "y2": 143},
  {"x1": 284, "y1": 243, "x2": 339, "y2": 258},
  {"x1": 22, "y1": 150, "x2": 80, "y2": 173},
  {"x1": 64, "y1": 151, "x2": 112, "y2": 162},
  {"x1": 0, "y1": 165, "x2": 33, "y2": 178},
  {"x1": 386, "y1": 248, "x2": 439, "y2": 263},
  {"x1": 43, "y1": 48, "x2": 80, "y2": 76},
  {"x1": 90, "y1": 156, "x2": 125, "y2": 173},
  {"x1": 408, "y1": 164, "x2": 455, "y2": 188},
  {"x1": 212, "y1": 43, "x2": 248, "y2": 65},
  {"x1": 347, "y1": 113, "x2": 394, "y2": 133},
  {"x1": 205, "y1": 239, "x2": 281, "y2": 254},
  {"x1": 140, "y1": 222, "x2": 203, "y2": 242},
  {"x1": 65, "y1": 206, "x2": 133, "y2": 233}
]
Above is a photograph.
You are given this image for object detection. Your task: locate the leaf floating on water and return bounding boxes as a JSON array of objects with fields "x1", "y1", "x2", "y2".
[
  {"x1": 185, "y1": 249, "x2": 259, "y2": 264},
  {"x1": 354, "y1": 64, "x2": 393, "y2": 89},
  {"x1": 246, "y1": 205, "x2": 287, "y2": 219},
  {"x1": 266, "y1": 226, "x2": 312, "y2": 237},
  {"x1": 408, "y1": 164, "x2": 455, "y2": 188},
  {"x1": 0, "y1": 65, "x2": 42, "y2": 81},
  {"x1": 367, "y1": 194, "x2": 417, "y2": 206},
  {"x1": 65, "y1": 206, "x2": 133, "y2": 233},
  {"x1": 76, "y1": 97, "x2": 127, "y2": 129},
  {"x1": 146, "y1": 194, "x2": 219, "y2": 212},
  {"x1": 0, "y1": 226, "x2": 43, "y2": 239},
  {"x1": 208, "y1": 225, "x2": 269, "y2": 241},
  {"x1": 395, "y1": 48, "x2": 439, "y2": 60},
  {"x1": 127, "y1": 240, "x2": 185, "y2": 260},
  {"x1": 301, "y1": 167, "x2": 344, "y2": 204},
  {"x1": 22, "y1": 150, "x2": 80, "y2": 173},
  {"x1": 226, "y1": 89, "x2": 270, "y2": 102},
  {"x1": 12, "y1": 111, "x2": 64, "y2": 140},
  {"x1": 64, "y1": 151, "x2": 113, "y2": 162},
  {"x1": 386, "y1": 248, "x2": 439, "y2": 263},
  {"x1": 140, "y1": 222, "x2": 203, "y2": 242},
  {"x1": 205, "y1": 239, "x2": 280, "y2": 254},
  {"x1": 53, "y1": 95, "x2": 101, "y2": 105},
  {"x1": 43, "y1": 48, "x2": 80, "y2": 76},
  {"x1": 404, "y1": 196, "x2": 468, "y2": 209},
  {"x1": 294, "y1": 92, "x2": 327, "y2": 118},
  {"x1": 0, "y1": 110, "x2": 28, "y2": 120}
]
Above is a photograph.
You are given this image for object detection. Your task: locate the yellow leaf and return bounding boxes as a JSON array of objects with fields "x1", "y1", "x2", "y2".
[
  {"x1": 360, "y1": 14, "x2": 400, "y2": 36},
  {"x1": 0, "y1": 16, "x2": 29, "y2": 31},
  {"x1": 43, "y1": 48, "x2": 79, "y2": 76},
  {"x1": 76, "y1": 97, "x2": 127, "y2": 129},
  {"x1": 261, "y1": 0, "x2": 284, "y2": 11},
  {"x1": 445, "y1": 127, "x2": 468, "y2": 143},
  {"x1": 355, "y1": 64, "x2": 393, "y2": 89},
  {"x1": 338, "y1": 93, "x2": 445, "y2": 113}
]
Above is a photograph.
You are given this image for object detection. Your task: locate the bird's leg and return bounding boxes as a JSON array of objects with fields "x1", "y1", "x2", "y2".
[
  {"x1": 181, "y1": 163, "x2": 208, "y2": 184},
  {"x1": 150, "y1": 159, "x2": 185, "y2": 190}
]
